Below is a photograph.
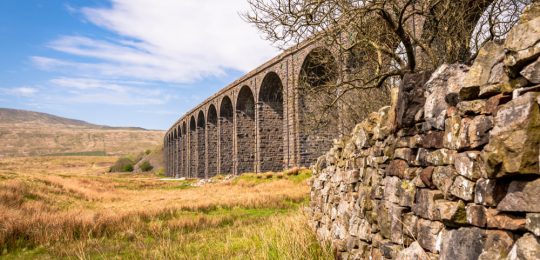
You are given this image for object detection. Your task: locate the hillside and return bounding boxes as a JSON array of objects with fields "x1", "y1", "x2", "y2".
[{"x1": 0, "y1": 108, "x2": 164, "y2": 157}]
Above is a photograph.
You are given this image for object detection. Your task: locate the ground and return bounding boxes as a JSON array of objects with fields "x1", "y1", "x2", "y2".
[{"x1": 0, "y1": 156, "x2": 331, "y2": 259}]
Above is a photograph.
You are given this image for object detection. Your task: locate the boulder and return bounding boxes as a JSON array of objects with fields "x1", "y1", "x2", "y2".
[
  {"x1": 461, "y1": 42, "x2": 505, "y2": 100},
  {"x1": 497, "y1": 178, "x2": 540, "y2": 212},
  {"x1": 526, "y1": 213, "x2": 540, "y2": 236},
  {"x1": 504, "y1": 2, "x2": 540, "y2": 73},
  {"x1": 521, "y1": 57, "x2": 540, "y2": 84}
]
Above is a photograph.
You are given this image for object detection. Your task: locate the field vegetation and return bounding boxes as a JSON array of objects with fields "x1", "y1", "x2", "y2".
[{"x1": 0, "y1": 156, "x2": 331, "y2": 259}]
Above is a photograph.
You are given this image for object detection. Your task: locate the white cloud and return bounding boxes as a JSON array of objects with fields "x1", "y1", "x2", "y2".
[
  {"x1": 1, "y1": 87, "x2": 39, "y2": 97},
  {"x1": 35, "y1": 0, "x2": 277, "y2": 83},
  {"x1": 49, "y1": 77, "x2": 173, "y2": 105}
]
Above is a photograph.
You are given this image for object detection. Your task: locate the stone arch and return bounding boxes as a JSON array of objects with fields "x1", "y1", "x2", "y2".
[
  {"x1": 236, "y1": 86, "x2": 256, "y2": 174},
  {"x1": 173, "y1": 128, "x2": 179, "y2": 177},
  {"x1": 176, "y1": 125, "x2": 182, "y2": 178},
  {"x1": 258, "y1": 72, "x2": 284, "y2": 172},
  {"x1": 197, "y1": 110, "x2": 206, "y2": 178},
  {"x1": 298, "y1": 47, "x2": 338, "y2": 166},
  {"x1": 207, "y1": 105, "x2": 218, "y2": 177},
  {"x1": 219, "y1": 95, "x2": 234, "y2": 175},
  {"x1": 189, "y1": 116, "x2": 197, "y2": 178}
]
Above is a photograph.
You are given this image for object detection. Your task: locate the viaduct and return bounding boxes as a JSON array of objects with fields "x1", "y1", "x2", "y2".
[{"x1": 163, "y1": 40, "x2": 387, "y2": 178}]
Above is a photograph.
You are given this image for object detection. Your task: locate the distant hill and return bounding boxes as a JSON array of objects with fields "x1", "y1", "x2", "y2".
[{"x1": 0, "y1": 108, "x2": 164, "y2": 157}]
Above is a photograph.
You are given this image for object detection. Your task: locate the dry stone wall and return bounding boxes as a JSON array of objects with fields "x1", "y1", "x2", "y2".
[{"x1": 309, "y1": 4, "x2": 540, "y2": 260}]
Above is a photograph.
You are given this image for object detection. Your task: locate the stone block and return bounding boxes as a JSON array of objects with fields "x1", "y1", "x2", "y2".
[
  {"x1": 383, "y1": 176, "x2": 401, "y2": 204},
  {"x1": 416, "y1": 218, "x2": 444, "y2": 253},
  {"x1": 440, "y1": 227, "x2": 487, "y2": 260},
  {"x1": 449, "y1": 176, "x2": 475, "y2": 201},
  {"x1": 458, "y1": 100, "x2": 487, "y2": 115},
  {"x1": 413, "y1": 189, "x2": 443, "y2": 220},
  {"x1": 474, "y1": 178, "x2": 509, "y2": 206},
  {"x1": 386, "y1": 159, "x2": 409, "y2": 179},
  {"x1": 466, "y1": 115, "x2": 493, "y2": 149},
  {"x1": 454, "y1": 151, "x2": 485, "y2": 181},
  {"x1": 483, "y1": 92, "x2": 540, "y2": 176},
  {"x1": 419, "y1": 131, "x2": 444, "y2": 149},
  {"x1": 436, "y1": 200, "x2": 467, "y2": 226},
  {"x1": 461, "y1": 42, "x2": 505, "y2": 100},
  {"x1": 486, "y1": 209, "x2": 526, "y2": 231},
  {"x1": 504, "y1": 2, "x2": 540, "y2": 73},
  {"x1": 466, "y1": 204, "x2": 487, "y2": 227},
  {"x1": 477, "y1": 230, "x2": 515, "y2": 260},
  {"x1": 432, "y1": 166, "x2": 457, "y2": 198},
  {"x1": 396, "y1": 242, "x2": 428, "y2": 260},
  {"x1": 420, "y1": 166, "x2": 435, "y2": 188},
  {"x1": 424, "y1": 64, "x2": 469, "y2": 129},
  {"x1": 396, "y1": 72, "x2": 432, "y2": 128},
  {"x1": 521, "y1": 57, "x2": 540, "y2": 84},
  {"x1": 443, "y1": 114, "x2": 462, "y2": 150},
  {"x1": 506, "y1": 233, "x2": 540, "y2": 260},
  {"x1": 526, "y1": 213, "x2": 540, "y2": 237},
  {"x1": 426, "y1": 149, "x2": 456, "y2": 166},
  {"x1": 497, "y1": 178, "x2": 540, "y2": 212}
]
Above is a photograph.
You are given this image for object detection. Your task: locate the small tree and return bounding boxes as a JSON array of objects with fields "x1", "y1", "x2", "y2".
[{"x1": 140, "y1": 161, "x2": 154, "y2": 172}]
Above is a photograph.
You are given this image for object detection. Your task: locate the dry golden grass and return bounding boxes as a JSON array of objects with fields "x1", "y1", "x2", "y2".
[{"x1": 0, "y1": 156, "x2": 329, "y2": 259}]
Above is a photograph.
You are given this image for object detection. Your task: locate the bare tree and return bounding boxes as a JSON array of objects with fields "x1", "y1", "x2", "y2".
[{"x1": 243, "y1": 0, "x2": 531, "y2": 134}]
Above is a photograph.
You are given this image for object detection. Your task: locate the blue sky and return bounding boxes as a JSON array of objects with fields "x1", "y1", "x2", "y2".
[{"x1": 0, "y1": 0, "x2": 277, "y2": 130}]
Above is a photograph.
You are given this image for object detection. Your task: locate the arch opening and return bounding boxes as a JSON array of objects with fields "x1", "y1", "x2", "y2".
[
  {"x1": 236, "y1": 86, "x2": 256, "y2": 174},
  {"x1": 197, "y1": 111, "x2": 206, "y2": 178},
  {"x1": 189, "y1": 116, "x2": 197, "y2": 178},
  {"x1": 258, "y1": 72, "x2": 284, "y2": 172},
  {"x1": 219, "y1": 96, "x2": 234, "y2": 175},
  {"x1": 176, "y1": 125, "x2": 182, "y2": 178},
  {"x1": 182, "y1": 122, "x2": 187, "y2": 177},
  {"x1": 207, "y1": 105, "x2": 218, "y2": 177}
]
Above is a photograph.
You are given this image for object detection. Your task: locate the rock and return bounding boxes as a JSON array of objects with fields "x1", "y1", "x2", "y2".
[
  {"x1": 413, "y1": 189, "x2": 444, "y2": 220},
  {"x1": 458, "y1": 100, "x2": 487, "y2": 115},
  {"x1": 497, "y1": 178, "x2": 540, "y2": 212},
  {"x1": 486, "y1": 209, "x2": 526, "y2": 231},
  {"x1": 399, "y1": 179, "x2": 416, "y2": 208},
  {"x1": 474, "y1": 178, "x2": 509, "y2": 206},
  {"x1": 420, "y1": 166, "x2": 435, "y2": 188},
  {"x1": 396, "y1": 242, "x2": 428, "y2": 260},
  {"x1": 504, "y1": 2, "x2": 540, "y2": 73},
  {"x1": 521, "y1": 57, "x2": 540, "y2": 84},
  {"x1": 424, "y1": 64, "x2": 469, "y2": 129},
  {"x1": 478, "y1": 230, "x2": 515, "y2": 260},
  {"x1": 483, "y1": 92, "x2": 540, "y2": 176},
  {"x1": 436, "y1": 200, "x2": 467, "y2": 226},
  {"x1": 467, "y1": 115, "x2": 494, "y2": 149},
  {"x1": 432, "y1": 166, "x2": 458, "y2": 198},
  {"x1": 466, "y1": 204, "x2": 487, "y2": 227},
  {"x1": 426, "y1": 149, "x2": 456, "y2": 166},
  {"x1": 402, "y1": 212, "x2": 418, "y2": 241},
  {"x1": 396, "y1": 72, "x2": 432, "y2": 128},
  {"x1": 444, "y1": 114, "x2": 462, "y2": 150},
  {"x1": 387, "y1": 159, "x2": 409, "y2": 179},
  {"x1": 416, "y1": 218, "x2": 444, "y2": 253},
  {"x1": 485, "y1": 94, "x2": 512, "y2": 115},
  {"x1": 506, "y1": 233, "x2": 540, "y2": 260},
  {"x1": 383, "y1": 176, "x2": 402, "y2": 204},
  {"x1": 440, "y1": 227, "x2": 487, "y2": 260},
  {"x1": 454, "y1": 151, "x2": 485, "y2": 181},
  {"x1": 526, "y1": 213, "x2": 540, "y2": 237},
  {"x1": 419, "y1": 131, "x2": 445, "y2": 149},
  {"x1": 449, "y1": 176, "x2": 476, "y2": 201},
  {"x1": 461, "y1": 42, "x2": 505, "y2": 100},
  {"x1": 380, "y1": 242, "x2": 402, "y2": 259}
]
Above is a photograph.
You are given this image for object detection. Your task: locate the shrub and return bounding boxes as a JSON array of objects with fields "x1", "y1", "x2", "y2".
[
  {"x1": 140, "y1": 161, "x2": 153, "y2": 172},
  {"x1": 145, "y1": 149, "x2": 151, "y2": 155},
  {"x1": 109, "y1": 157, "x2": 134, "y2": 172}
]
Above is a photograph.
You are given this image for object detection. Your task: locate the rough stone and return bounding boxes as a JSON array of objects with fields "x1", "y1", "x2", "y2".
[
  {"x1": 478, "y1": 230, "x2": 515, "y2": 260},
  {"x1": 483, "y1": 92, "x2": 540, "y2": 176},
  {"x1": 387, "y1": 159, "x2": 409, "y2": 179},
  {"x1": 467, "y1": 115, "x2": 494, "y2": 149},
  {"x1": 444, "y1": 114, "x2": 462, "y2": 150},
  {"x1": 466, "y1": 204, "x2": 487, "y2": 227},
  {"x1": 454, "y1": 151, "x2": 485, "y2": 181},
  {"x1": 413, "y1": 189, "x2": 443, "y2": 220},
  {"x1": 436, "y1": 200, "x2": 467, "y2": 226},
  {"x1": 426, "y1": 149, "x2": 456, "y2": 166},
  {"x1": 416, "y1": 218, "x2": 444, "y2": 253},
  {"x1": 504, "y1": 2, "x2": 540, "y2": 73},
  {"x1": 449, "y1": 176, "x2": 476, "y2": 201},
  {"x1": 396, "y1": 72, "x2": 432, "y2": 128},
  {"x1": 521, "y1": 57, "x2": 540, "y2": 84},
  {"x1": 506, "y1": 233, "x2": 540, "y2": 260},
  {"x1": 420, "y1": 166, "x2": 435, "y2": 188},
  {"x1": 475, "y1": 178, "x2": 508, "y2": 206},
  {"x1": 440, "y1": 227, "x2": 487, "y2": 260},
  {"x1": 526, "y1": 213, "x2": 540, "y2": 236},
  {"x1": 461, "y1": 42, "x2": 505, "y2": 100},
  {"x1": 432, "y1": 166, "x2": 457, "y2": 198},
  {"x1": 486, "y1": 209, "x2": 526, "y2": 231},
  {"x1": 497, "y1": 178, "x2": 540, "y2": 212},
  {"x1": 424, "y1": 64, "x2": 469, "y2": 129},
  {"x1": 458, "y1": 100, "x2": 488, "y2": 115}
]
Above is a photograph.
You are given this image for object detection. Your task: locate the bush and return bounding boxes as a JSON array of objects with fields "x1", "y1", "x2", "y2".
[
  {"x1": 145, "y1": 149, "x2": 151, "y2": 155},
  {"x1": 109, "y1": 157, "x2": 134, "y2": 172},
  {"x1": 140, "y1": 161, "x2": 153, "y2": 172}
]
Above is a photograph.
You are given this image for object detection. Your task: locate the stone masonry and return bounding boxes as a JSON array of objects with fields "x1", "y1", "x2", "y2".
[{"x1": 309, "y1": 4, "x2": 540, "y2": 259}]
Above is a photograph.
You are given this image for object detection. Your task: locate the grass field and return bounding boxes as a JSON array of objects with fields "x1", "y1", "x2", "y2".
[{"x1": 0, "y1": 156, "x2": 331, "y2": 259}]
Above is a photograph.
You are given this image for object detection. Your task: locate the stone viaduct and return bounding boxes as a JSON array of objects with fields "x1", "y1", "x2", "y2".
[{"x1": 163, "y1": 40, "x2": 387, "y2": 178}]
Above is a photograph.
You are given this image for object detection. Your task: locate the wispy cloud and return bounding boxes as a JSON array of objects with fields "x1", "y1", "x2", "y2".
[
  {"x1": 33, "y1": 0, "x2": 277, "y2": 83},
  {"x1": 49, "y1": 77, "x2": 173, "y2": 105},
  {"x1": 1, "y1": 87, "x2": 39, "y2": 97}
]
